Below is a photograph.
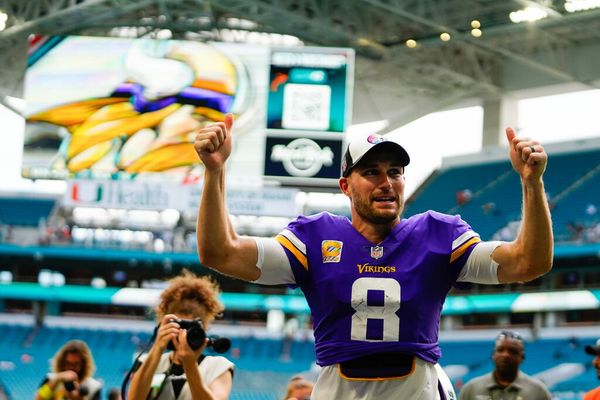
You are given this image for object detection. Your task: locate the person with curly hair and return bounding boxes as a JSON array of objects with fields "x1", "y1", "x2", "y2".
[
  {"x1": 283, "y1": 375, "x2": 313, "y2": 400},
  {"x1": 128, "y1": 270, "x2": 234, "y2": 400},
  {"x1": 35, "y1": 339, "x2": 102, "y2": 400}
]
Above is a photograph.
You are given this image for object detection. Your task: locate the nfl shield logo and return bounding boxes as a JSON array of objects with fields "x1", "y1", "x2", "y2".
[{"x1": 370, "y1": 245, "x2": 383, "y2": 259}]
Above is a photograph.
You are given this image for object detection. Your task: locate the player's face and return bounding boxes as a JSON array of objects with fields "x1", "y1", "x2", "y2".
[
  {"x1": 492, "y1": 338, "x2": 524, "y2": 375},
  {"x1": 593, "y1": 355, "x2": 600, "y2": 379},
  {"x1": 343, "y1": 149, "x2": 405, "y2": 225}
]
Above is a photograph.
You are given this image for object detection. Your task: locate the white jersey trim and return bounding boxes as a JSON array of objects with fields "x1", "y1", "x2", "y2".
[
  {"x1": 452, "y1": 230, "x2": 479, "y2": 251},
  {"x1": 251, "y1": 236, "x2": 296, "y2": 285},
  {"x1": 457, "y1": 241, "x2": 503, "y2": 284},
  {"x1": 280, "y1": 229, "x2": 306, "y2": 255}
]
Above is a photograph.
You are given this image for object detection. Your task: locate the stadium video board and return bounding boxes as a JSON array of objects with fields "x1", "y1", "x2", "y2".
[
  {"x1": 264, "y1": 47, "x2": 354, "y2": 186},
  {"x1": 23, "y1": 36, "x2": 354, "y2": 189},
  {"x1": 266, "y1": 48, "x2": 353, "y2": 132}
]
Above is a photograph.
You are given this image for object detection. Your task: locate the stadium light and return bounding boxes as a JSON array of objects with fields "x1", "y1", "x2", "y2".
[
  {"x1": 509, "y1": 7, "x2": 549, "y2": 23},
  {"x1": 564, "y1": 0, "x2": 600, "y2": 12},
  {"x1": 470, "y1": 20, "x2": 481, "y2": 29},
  {"x1": 471, "y1": 28, "x2": 483, "y2": 38},
  {"x1": 405, "y1": 39, "x2": 417, "y2": 48},
  {"x1": 440, "y1": 32, "x2": 451, "y2": 41},
  {"x1": 0, "y1": 11, "x2": 7, "y2": 32}
]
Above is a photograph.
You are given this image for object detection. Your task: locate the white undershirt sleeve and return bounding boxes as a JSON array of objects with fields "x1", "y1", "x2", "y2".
[
  {"x1": 251, "y1": 237, "x2": 296, "y2": 285},
  {"x1": 457, "y1": 240, "x2": 503, "y2": 284}
]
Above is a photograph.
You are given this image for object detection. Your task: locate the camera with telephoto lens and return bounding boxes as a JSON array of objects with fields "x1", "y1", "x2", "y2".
[
  {"x1": 168, "y1": 318, "x2": 206, "y2": 351},
  {"x1": 166, "y1": 318, "x2": 231, "y2": 353}
]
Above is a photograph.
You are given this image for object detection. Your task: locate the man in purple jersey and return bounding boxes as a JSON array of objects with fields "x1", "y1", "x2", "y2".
[{"x1": 193, "y1": 114, "x2": 553, "y2": 400}]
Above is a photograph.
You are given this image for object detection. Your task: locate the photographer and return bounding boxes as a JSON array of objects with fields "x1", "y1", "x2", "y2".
[
  {"x1": 127, "y1": 271, "x2": 233, "y2": 400},
  {"x1": 35, "y1": 339, "x2": 102, "y2": 400},
  {"x1": 283, "y1": 375, "x2": 313, "y2": 400}
]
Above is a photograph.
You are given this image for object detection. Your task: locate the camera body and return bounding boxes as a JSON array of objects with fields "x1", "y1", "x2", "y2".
[
  {"x1": 63, "y1": 380, "x2": 75, "y2": 392},
  {"x1": 63, "y1": 380, "x2": 89, "y2": 396},
  {"x1": 168, "y1": 318, "x2": 206, "y2": 350}
]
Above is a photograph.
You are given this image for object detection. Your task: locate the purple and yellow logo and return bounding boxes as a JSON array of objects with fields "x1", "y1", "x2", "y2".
[
  {"x1": 322, "y1": 240, "x2": 343, "y2": 263},
  {"x1": 367, "y1": 134, "x2": 386, "y2": 145}
]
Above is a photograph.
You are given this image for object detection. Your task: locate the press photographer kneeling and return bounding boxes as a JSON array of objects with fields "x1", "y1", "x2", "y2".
[{"x1": 127, "y1": 271, "x2": 234, "y2": 400}]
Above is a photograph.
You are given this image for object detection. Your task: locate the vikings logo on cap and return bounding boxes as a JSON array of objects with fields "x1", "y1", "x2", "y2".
[
  {"x1": 322, "y1": 240, "x2": 343, "y2": 263},
  {"x1": 367, "y1": 134, "x2": 386, "y2": 145}
]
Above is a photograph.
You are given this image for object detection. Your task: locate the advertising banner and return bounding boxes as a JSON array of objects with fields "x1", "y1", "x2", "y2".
[{"x1": 64, "y1": 179, "x2": 300, "y2": 217}]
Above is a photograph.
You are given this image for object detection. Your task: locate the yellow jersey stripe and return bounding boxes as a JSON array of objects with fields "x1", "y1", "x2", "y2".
[
  {"x1": 450, "y1": 237, "x2": 481, "y2": 263},
  {"x1": 276, "y1": 235, "x2": 308, "y2": 270},
  {"x1": 280, "y1": 229, "x2": 306, "y2": 254}
]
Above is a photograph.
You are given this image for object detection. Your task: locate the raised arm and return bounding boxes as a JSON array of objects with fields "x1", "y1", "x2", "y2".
[
  {"x1": 194, "y1": 114, "x2": 261, "y2": 281},
  {"x1": 493, "y1": 127, "x2": 553, "y2": 283},
  {"x1": 128, "y1": 315, "x2": 180, "y2": 400}
]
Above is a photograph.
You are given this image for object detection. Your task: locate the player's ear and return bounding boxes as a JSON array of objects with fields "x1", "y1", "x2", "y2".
[{"x1": 339, "y1": 177, "x2": 350, "y2": 196}]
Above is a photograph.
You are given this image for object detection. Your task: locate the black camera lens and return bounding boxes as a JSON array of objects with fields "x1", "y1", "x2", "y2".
[
  {"x1": 168, "y1": 318, "x2": 206, "y2": 351},
  {"x1": 63, "y1": 380, "x2": 75, "y2": 391},
  {"x1": 185, "y1": 321, "x2": 206, "y2": 350},
  {"x1": 163, "y1": 318, "x2": 230, "y2": 353}
]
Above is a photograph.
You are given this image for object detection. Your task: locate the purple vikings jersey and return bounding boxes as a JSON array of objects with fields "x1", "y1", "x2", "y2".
[{"x1": 275, "y1": 211, "x2": 481, "y2": 367}]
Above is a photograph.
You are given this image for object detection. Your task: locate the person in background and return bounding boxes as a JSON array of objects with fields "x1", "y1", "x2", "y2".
[
  {"x1": 584, "y1": 338, "x2": 600, "y2": 400},
  {"x1": 458, "y1": 331, "x2": 551, "y2": 400},
  {"x1": 35, "y1": 339, "x2": 102, "y2": 400},
  {"x1": 194, "y1": 114, "x2": 553, "y2": 399},
  {"x1": 127, "y1": 270, "x2": 233, "y2": 400},
  {"x1": 0, "y1": 380, "x2": 10, "y2": 400},
  {"x1": 283, "y1": 375, "x2": 313, "y2": 400},
  {"x1": 107, "y1": 387, "x2": 122, "y2": 400}
]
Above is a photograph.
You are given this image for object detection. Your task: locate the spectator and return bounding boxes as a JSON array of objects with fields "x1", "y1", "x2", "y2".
[
  {"x1": 458, "y1": 331, "x2": 551, "y2": 400},
  {"x1": 127, "y1": 270, "x2": 233, "y2": 400},
  {"x1": 283, "y1": 375, "x2": 313, "y2": 400},
  {"x1": 586, "y1": 203, "x2": 597, "y2": 217},
  {"x1": 584, "y1": 338, "x2": 600, "y2": 400},
  {"x1": 107, "y1": 387, "x2": 122, "y2": 400},
  {"x1": 456, "y1": 189, "x2": 472, "y2": 206},
  {"x1": 0, "y1": 380, "x2": 9, "y2": 400},
  {"x1": 482, "y1": 202, "x2": 497, "y2": 215},
  {"x1": 35, "y1": 339, "x2": 102, "y2": 400}
]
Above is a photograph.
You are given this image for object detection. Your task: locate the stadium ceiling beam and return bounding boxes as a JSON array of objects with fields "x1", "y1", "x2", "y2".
[
  {"x1": 357, "y1": 0, "x2": 599, "y2": 89},
  {"x1": 208, "y1": 0, "x2": 389, "y2": 59},
  {"x1": 469, "y1": 6, "x2": 600, "y2": 43},
  {"x1": 0, "y1": 0, "x2": 158, "y2": 40},
  {"x1": 354, "y1": 51, "x2": 499, "y2": 131}
]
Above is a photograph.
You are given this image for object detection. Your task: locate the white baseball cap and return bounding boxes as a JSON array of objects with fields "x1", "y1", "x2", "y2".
[{"x1": 341, "y1": 133, "x2": 410, "y2": 177}]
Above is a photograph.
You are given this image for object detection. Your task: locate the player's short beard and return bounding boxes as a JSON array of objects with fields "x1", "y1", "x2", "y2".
[{"x1": 353, "y1": 195, "x2": 404, "y2": 225}]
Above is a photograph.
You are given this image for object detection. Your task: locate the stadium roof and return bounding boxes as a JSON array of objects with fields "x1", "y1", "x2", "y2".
[{"x1": 0, "y1": 0, "x2": 599, "y2": 129}]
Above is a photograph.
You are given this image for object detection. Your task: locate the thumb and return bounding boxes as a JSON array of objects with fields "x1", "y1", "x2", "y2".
[
  {"x1": 505, "y1": 127, "x2": 516, "y2": 147},
  {"x1": 224, "y1": 113, "x2": 234, "y2": 133}
]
